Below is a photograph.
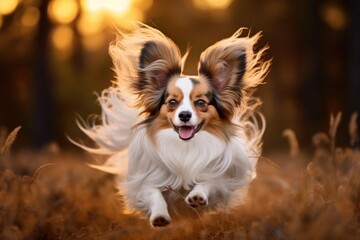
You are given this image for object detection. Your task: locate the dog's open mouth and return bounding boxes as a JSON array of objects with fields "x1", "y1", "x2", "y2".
[{"x1": 172, "y1": 121, "x2": 205, "y2": 140}]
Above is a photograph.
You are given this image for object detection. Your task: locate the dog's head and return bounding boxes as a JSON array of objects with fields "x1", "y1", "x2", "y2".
[
  {"x1": 110, "y1": 25, "x2": 270, "y2": 141},
  {"x1": 164, "y1": 76, "x2": 216, "y2": 140}
]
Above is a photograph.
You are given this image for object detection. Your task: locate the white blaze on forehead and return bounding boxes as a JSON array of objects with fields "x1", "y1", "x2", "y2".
[
  {"x1": 175, "y1": 77, "x2": 193, "y2": 102},
  {"x1": 174, "y1": 77, "x2": 197, "y2": 125}
]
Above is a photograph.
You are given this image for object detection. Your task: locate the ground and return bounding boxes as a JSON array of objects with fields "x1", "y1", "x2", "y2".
[{"x1": 1, "y1": 115, "x2": 360, "y2": 239}]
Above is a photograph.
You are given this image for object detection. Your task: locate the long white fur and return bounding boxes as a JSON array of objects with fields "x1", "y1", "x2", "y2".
[{"x1": 73, "y1": 24, "x2": 269, "y2": 226}]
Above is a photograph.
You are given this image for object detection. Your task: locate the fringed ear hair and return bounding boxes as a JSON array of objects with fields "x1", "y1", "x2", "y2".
[
  {"x1": 198, "y1": 28, "x2": 271, "y2": 121},
  {"x1": 137, "y1": 39, "x2": 182, "y2": 91},
  {"x1": 109, "y1": 24, "x2": 182, "y2": 117},
  {"x1": 136, "y1": 39, "x2": 182, "y2": 117}
]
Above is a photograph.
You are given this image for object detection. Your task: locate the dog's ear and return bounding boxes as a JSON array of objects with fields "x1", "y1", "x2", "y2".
[
  {"x1": 108, "y1": 25, "x2": 182, "y2": 117},
  {"x1": 136, "y1": 40, "x2": 182, "y2": 91},
  {"x1": 134, "y1": 37, "x2": 182, "y2": 117},
  {"x1": 198, "y1": 29, "x2": 270, "y2": 120}
]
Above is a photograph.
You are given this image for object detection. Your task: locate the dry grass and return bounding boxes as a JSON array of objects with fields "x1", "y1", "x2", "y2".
[{"x1": 1, "y1": 114, "x2": 360, "y2": 239}]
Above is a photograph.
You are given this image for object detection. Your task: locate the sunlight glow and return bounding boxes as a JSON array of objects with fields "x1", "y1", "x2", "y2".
[
  {"x1": 51, "y1": 25, "x2": 74, "y2": 52},
  {"x1": 77, "y1": 0, "x2": 147, "y2": 36},
  {"x1": 77, "y1": 13, "x2": 104, "y2": 36},
  {"x1": 48, "y1": 0, "x2": 150, "y2": 51},
  {"x1": 82, "y1": 0, "x2": 131, "y2": 15},
  {"x1": 193, "y1": 0, "x2": 233, "y2": 10},
  {"x1": 0, "y1": 0, "x2": 18, "y2": 15},
  {"x1": 21, "y1": 7, "x2": 40, "y2": 28},
  {"x1": 111, "y1": 7, "x2": 144, "y2": 29},
  {"x1": 48, "y1": 0, "x2": 79, "y2": 24}
]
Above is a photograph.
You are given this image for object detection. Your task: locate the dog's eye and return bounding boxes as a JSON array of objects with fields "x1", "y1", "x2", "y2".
[
  {"x1": 195, "y1": 99, "x2": 208, "y2": 109},
  {"x1": 167, "y1": 99, "x2": 178, "y2": 108}
]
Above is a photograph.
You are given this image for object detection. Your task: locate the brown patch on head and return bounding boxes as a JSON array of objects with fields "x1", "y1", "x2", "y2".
[
  {"x1": 146, "y1": 76, "x2": 181, "y2": 142},
  {"x1": 164, "y1": 77, "x2": 184, "y2": 111},
  {"x1": 146, "y1": 104, "x2": 173, "y2": 143},
  {"x1": 190, "y1": 76, "x2": 237, "y2": 141}
]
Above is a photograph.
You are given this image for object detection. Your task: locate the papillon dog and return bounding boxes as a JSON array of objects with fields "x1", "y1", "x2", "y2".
[{"x1": 72, "y1": 24, "x2": 270, "y2": 227}]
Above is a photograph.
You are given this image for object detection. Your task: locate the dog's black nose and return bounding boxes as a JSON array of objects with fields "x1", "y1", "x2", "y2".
[{"x1": 179, "y1": 111, "x2": 192, "y2": 122}]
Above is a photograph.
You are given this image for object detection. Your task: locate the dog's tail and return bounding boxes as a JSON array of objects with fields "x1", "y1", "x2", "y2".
[
  {"x1": 224, "y1": 98, "x2": 265, "y2": 208},
  {"x1": 235, "y1": 98, "x2": 266, "y2": 161},
  {"x1": 232, "y1": 97, "x2": 266, "y2": 182},
  {"x1": 69, "y1": 87, "x2": 138, "y2": 174}
]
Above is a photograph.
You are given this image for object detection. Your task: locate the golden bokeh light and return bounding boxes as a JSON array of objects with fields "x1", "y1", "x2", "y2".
[
  {"x1": 77, "y1": 0, "x2": 147, "y2": 35},
  {"x1": 51, "y1": 25, "x2": 74, "y2": 52},
  {"x1": 21, "y1": 7, "x2": 40, "y2": 28},
  {"x1": 48, "y1": 0, "x2": 79, "y2": 24},
  {"x1": 104, "y1": 0, "x2": 130, "y2": 14},
  {"x1": 77, "y1": 12, "x2": 104, "y2": 36},
  {"x1": 110, "y1": 7, "x2": 144, "y2": 29},
  {"x1": 193, "y1": 0, "x2": 233, "y2": 10},
  {"x1": 321, "y1": 4, "x2": 346, "y2": 30},
  {"x1": 0, "y1": 0, "x2": 18, "y2": 15},
  {"x1": 82, "y1": 0, "x2": 131, "y2": 15}
]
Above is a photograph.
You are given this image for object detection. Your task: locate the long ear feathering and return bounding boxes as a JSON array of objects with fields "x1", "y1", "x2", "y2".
[
  {"x1": 109, "y1": 24, "x2": 183, "y2": 117},
  {"x1": 198, "y1": 28, "x2": 271, "y2": 121},
  {"x1": 70, "y1": 25, "x2": 184, "y2": 174},
  {"x1": 72, "y1": 25, "x2": 181, "y2": 152}
]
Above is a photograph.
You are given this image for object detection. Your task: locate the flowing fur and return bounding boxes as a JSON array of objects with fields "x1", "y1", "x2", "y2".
[{"x1": 71, "y1": 24, "x2": 270, "y2": 227}]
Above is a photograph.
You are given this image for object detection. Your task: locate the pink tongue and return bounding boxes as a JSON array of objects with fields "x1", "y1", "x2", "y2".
[{"x1": 179, "y1": 126, "x2": 195, "y2": 140}]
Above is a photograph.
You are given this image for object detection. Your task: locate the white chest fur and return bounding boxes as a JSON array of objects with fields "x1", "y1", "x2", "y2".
[
  {"x1": 155, "y1": 129, "x2": 231, "y2": 188},
  {"x1": 128, "y1": 127, "x2": 234, "y2": 190},
  {"x1": 156, "y1": 129, "x2": 226, "y2": 171}
]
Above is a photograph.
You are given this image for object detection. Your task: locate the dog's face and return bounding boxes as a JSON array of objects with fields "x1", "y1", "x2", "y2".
[
  {"x1": 144, "y1": 71, "x2": 237, "y2": 141},
  {"x1": 164, "y1": 76, "x2": 215, "y2": 140}
]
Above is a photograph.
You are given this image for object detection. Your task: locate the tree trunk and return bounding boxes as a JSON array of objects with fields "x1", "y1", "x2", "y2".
[{"x1": 31, "y1": 0, "x2": 54, "y2": 148}]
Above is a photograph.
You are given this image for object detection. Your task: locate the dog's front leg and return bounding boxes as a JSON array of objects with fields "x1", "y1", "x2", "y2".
[
  {"x1": 185, "y1": 183, "x2": 210, "y2": 208},
  {"x1": 143, "y1": 188, "x2": 171, "y2": 227}
]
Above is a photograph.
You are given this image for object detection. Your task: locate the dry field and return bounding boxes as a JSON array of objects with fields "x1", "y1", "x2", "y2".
[{"x1": 1, "y1": 113, "x2": 360, "y2": 239}]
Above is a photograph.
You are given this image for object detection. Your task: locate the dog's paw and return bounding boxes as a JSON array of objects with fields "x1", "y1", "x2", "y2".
[
  {"x1": 185, "y1": 192, "x2": 208, "y2": 208},
  {"x1": 150, "y1": 214, "x2": 171, "y2": 228}
]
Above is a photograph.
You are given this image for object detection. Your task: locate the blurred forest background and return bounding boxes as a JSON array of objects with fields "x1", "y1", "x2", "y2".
[{"x1": 0, "y1": 0, "x2": 359, "y2": 152}]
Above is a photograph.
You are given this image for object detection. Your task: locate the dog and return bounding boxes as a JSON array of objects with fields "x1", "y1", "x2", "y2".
[{"x1": 72, "y1": 24, "x2": 270, "y2": 227}]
